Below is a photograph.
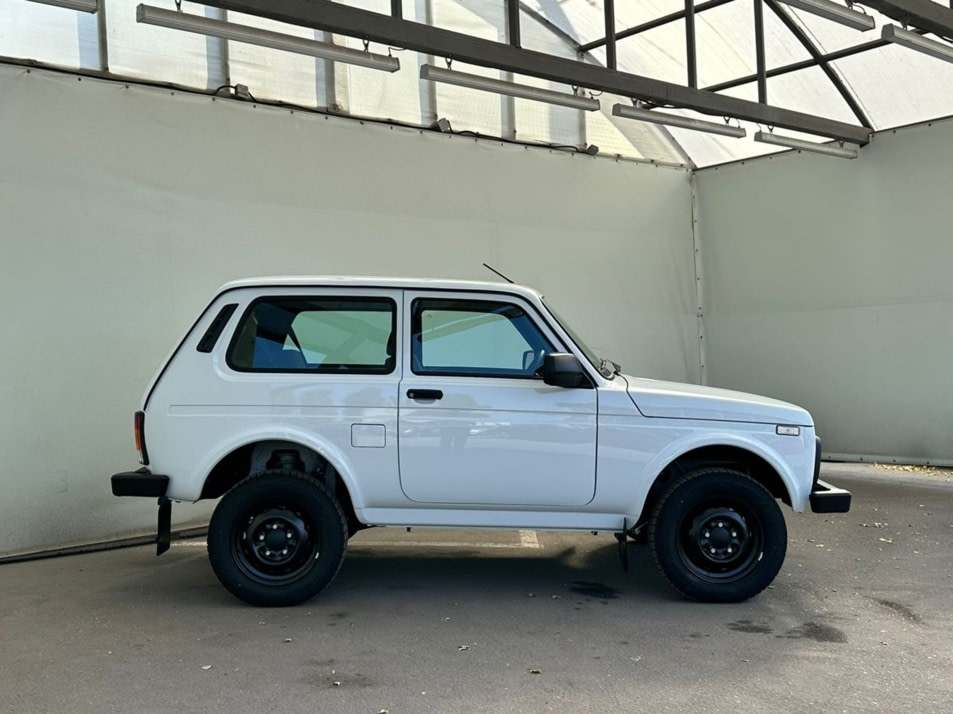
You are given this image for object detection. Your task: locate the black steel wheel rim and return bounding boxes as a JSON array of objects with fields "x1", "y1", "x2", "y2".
[
  {"x1": 676, "y1": 502, "x2": 763, "y2": 583},
  {"x1": 232, "y1": 505, "x2": 321, "y2": 585}
]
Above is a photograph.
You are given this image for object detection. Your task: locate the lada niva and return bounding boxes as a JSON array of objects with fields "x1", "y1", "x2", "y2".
[{"x1": 112, "y1": 277, "x2": 850, "y2": 606}]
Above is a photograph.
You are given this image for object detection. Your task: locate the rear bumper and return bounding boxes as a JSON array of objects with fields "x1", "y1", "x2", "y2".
[
  {"x1": 110, "y1": 469, "x2": 173, "y2": 555},
  {"x1": 111, "y1": 468, "x2": 169, "y2": 498},
  {"x1": 810, "y1": 479, "x2": 852, "y2": 513}
]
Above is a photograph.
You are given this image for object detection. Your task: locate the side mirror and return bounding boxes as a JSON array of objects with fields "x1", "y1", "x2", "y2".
[{"x1": 536, "y1": 353, "x2": 593, "y2": 389}]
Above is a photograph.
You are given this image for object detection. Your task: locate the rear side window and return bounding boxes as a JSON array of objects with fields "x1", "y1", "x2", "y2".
[{"x1": 228, "y1": 297, "x2": 396, "y2": 373}]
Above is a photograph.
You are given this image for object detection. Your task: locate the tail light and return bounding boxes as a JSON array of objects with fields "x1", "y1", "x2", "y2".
[{"x1": 134, "y1": 411, "x2": 150, "y2": 465}]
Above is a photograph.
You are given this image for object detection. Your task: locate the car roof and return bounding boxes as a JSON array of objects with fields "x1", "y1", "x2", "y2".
[{"x1": 217, "y1": 276, "x2": 544, "y2": 300}]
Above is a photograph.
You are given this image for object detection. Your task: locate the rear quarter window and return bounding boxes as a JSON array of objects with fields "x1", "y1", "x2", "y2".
[{"x1": 227, "y1": 296, "x2": 396, "y2": 374}]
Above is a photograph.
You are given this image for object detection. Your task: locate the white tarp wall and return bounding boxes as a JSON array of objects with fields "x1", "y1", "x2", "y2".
[
  {"x1": 0, "y1": 64, "x2": 696, "y2": 556},
  {"x1": 696, "y1": 117, "x2": 953, "y2": 464}
]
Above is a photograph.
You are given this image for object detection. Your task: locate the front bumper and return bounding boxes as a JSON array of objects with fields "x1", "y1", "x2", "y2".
[
  {"x1": 808, "y1": 437, "x2": 851, "y2": 513},
  {"x1": 810, "y1": 479, "x2": 852, "y2": 513},
  {"x1": 111, "y1": 468, "x2": 169, "y2": 498}
]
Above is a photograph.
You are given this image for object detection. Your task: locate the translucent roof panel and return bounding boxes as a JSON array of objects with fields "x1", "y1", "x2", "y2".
[
  {"x1": 694, "y1": 0, "x2": 817, "y2": 84},
  {"x1": 526, "y1": 0, "x2": 953, "y2": 165},
  {"x1": 526, "y1": 0, "x2": 688, "y2": 47},
  {"x1": 785, "y1": 6, "x2": 887, "y2": 54},
  {"x1": 0, "y1": 0, "x2": 99, "y2": 70},
  {"x1": 427, "y1": 0, "x2": 505, "y2": 137},
  {"x1": 761, "y1": 4, "x2": 814, "y2": 68},
  {"x1": 694, "y1": 0, "x2": 757, "y2": 88},
  {"x1": 664, "y1": 122, "x2": 781, "y2": 168},
  {"x1": 587, "y1": 106, "x2": 657, "y2": 160},
  {"x1": 515, "y1": 88, "x2": 587, "y2": 148},
  {"x1": 339, "y1": 0, "x2": 428, "y2": 124},
  {"x1": 661, "y1": 75, "x2": 863, "y2": 168},
  {"x1": 589, "y1": 91, "x2": 689, "y2": 164},
  {"x1": 5, "y1": 0, "x2": 953, "y2": 168},
  {"x1": 769, "y1": 65, "x2": 858, "y2": 123},
  {"x1": 427, "y1": 61, "x2": 505, "y2": 137},
  {"x1": 833, "y1": 42, "x2": 953, "y2": 130},
  {"x1": 105, "y1": 0, "x2": 219, "y2": 90},
  {"x1": 334, "y1": 0, "x2": 391, "y2": 13},
  {"x1": 227, "y1": 14, "x2": 322, "y2": 108},
  {"x1": 431, "y1": 0, "x2": 504, "y2": 38},
  {"x1": 616, "y1": 23, "x2": 690, "y2": 86},
  {"x1": 344, "y1": 46, "x2": 430, "y2": 125}
]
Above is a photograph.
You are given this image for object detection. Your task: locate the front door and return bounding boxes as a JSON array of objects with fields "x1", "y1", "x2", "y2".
[{"x1": 398, "y1": 291, "x2": 597, "y2": 507}]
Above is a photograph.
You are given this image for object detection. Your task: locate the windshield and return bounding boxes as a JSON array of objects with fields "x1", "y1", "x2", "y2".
[{"x1": 543, "y1": 298, "x2": 617, "y2": 379}]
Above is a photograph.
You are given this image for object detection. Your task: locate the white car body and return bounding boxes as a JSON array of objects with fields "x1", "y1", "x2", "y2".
[
  {"x1": 146, "y1": 277, "x2": 815, "y2": 523},
  {"x1": 113, "y1": 276, "x2": 849, "y2": 605}
]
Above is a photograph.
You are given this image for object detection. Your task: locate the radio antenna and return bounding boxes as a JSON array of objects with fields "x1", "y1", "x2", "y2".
[{"x1": 482, "y1": 263, "x2": 515, "y2": 284}]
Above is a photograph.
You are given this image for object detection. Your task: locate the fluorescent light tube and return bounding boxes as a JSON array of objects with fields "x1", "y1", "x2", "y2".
[
  {"x1": 754, "y1": 131, "x2": 858, "y2": 158},
  {"x1": 612, "y1": 103, "x2": 746, "y2": 138},
  {"x1": 136, "y1": 5, "x2": 400, "y2": 72},
  {"x1": 775, "y1": 0, "x2": 874, "y2": 32},
  {"x1": 26, "y1": 0, "x2": 98, "y2": 12},
  {"x1": 882, "y1": 25, "x2": 953, "y2": 64},
  {"x1": 420, "y1": 64, "x2": 600, "y2": 111}
]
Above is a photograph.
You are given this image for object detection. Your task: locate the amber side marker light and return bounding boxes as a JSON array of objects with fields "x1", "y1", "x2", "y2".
[{"x1": 135, "y1": 411, "x2": 149, "y2": 465}]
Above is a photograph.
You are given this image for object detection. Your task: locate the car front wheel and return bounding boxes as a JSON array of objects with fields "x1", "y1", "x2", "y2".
[{"x1": 649, "y1": 468, "x2": 787, "y2": 603}]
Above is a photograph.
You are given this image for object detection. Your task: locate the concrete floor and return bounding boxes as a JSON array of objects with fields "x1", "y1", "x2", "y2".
[{"x1": 1, "y1": 464, "x2": 951, "y2": 714}]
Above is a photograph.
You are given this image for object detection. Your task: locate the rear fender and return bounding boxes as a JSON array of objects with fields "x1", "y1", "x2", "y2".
[{"x1": 183, "y1": 428, "x2": 363, "y2": 508}]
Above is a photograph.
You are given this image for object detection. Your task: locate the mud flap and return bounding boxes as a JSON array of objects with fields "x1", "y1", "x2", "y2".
[
  {"x1": 157, "y1": 497, "x2": 171, "y2": 556},
  {"x1": 614, "y1": 518, "x2": 629, "y2": 573}
]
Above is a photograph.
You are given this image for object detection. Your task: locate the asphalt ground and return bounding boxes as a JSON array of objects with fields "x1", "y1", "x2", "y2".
[{"x1": 1, "y1": 463, "x2": 951, "y2": 714}]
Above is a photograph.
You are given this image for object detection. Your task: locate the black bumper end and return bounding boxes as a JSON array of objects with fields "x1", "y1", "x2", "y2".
[
  {"x1": 111, "y1": 469, "x2": 169, "y2": 498},
  {"x1": 810, "y1": 479, "x2": 852, "y2": 513},
  {"x1": 111, "y1": 469, "x2": 173, "y2": 556}
]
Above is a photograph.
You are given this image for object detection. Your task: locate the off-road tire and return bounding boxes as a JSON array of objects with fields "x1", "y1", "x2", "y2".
[
  {"x1": 207, "y1": 469, "x2": 348, "y2": 607},
  {"x1": 649, "y1": 468, "x2": 787, "y2": 603}
]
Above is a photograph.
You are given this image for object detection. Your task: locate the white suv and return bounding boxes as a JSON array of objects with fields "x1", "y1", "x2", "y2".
[{"x1": 112, "y1": 276, "x2": 850, "y2": 606}]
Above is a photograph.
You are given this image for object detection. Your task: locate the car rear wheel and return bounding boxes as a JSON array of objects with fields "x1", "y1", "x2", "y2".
[
  {"x1": 207, "y1": 470, "x2": 347, "y2": 607},
  {"x1": 649, "y1": 468, "x2": 787, "y2": 603}
]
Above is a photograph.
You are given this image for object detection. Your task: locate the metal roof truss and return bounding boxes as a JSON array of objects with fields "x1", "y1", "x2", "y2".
[{"x1": 200, "y1": 0, "x2": 873, "y2": 145}]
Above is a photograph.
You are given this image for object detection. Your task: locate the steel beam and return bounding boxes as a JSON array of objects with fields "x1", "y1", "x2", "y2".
[
  {"x1": 754, "y1": 0, "x2": 766, "y2": 103},
  {"x1": 685, "y1": 0, "x2": 697, "y2": 88},
  {"x1": 703, "y1": 38, "x2": 887, "y2": 92},
  {"x1": 604, "y1": 0, "x2": 616, "y2": 70},
  {"x1": 198, "y1": 0, "x2": 871, "y2": 143},
  {"x1": 518, "y1": 2, "x2": 580, "y2": 50},
  {"x1": 579, "y1": 0, "x2": 733, "y2": 53},
  {"x1": 765, "y1": 0, "x2": 872, "y2": 128},
  {"x1": 505, "y1": 0, "x2": 520, "y2": 48},
  {"x1": 861, "y1": 0, "x2": 953, "y2": 38}
]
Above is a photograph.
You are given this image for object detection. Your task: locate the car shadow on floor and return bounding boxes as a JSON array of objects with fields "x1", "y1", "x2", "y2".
[
  {"x1": 113, "y1": 537, "x2": 677, "y2": 610},
  {"x1": 339, "y1": 542, "x2": 674, "y2": 600}
]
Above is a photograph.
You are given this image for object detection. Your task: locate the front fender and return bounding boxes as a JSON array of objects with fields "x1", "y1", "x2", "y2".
[{"x1": 638, "y1": 429, "x2": 813, "y2": 513}]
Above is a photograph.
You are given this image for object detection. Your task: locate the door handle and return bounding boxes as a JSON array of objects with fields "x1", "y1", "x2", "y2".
[{"x1": 407, "y1": 389, "x2": 443, "y2": 400}]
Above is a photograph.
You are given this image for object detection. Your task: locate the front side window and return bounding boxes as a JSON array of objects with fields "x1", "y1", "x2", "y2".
[
  {"x1": 228, "y1": 297, "x2": 395, "y2": 373},
  {"x1": 412, "y1": 299, "x2": 554, "y2": 377}
]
